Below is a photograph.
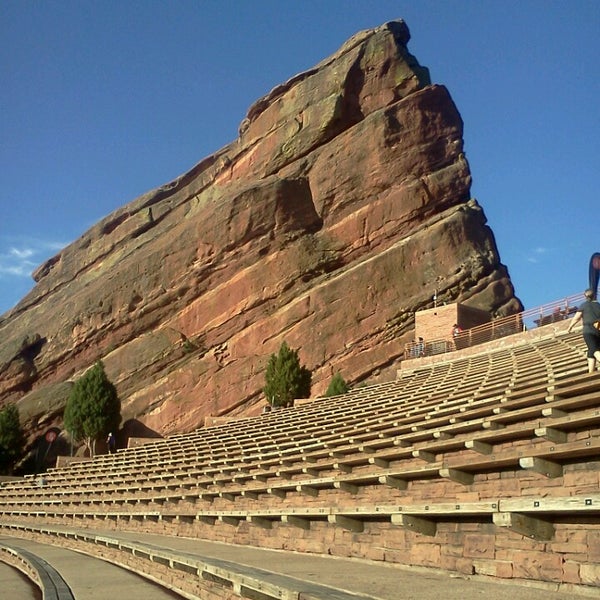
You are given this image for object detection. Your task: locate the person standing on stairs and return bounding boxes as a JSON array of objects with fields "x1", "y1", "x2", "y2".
[{"x1": 567, "y1": 289, "x2": 600, "y2": 372}]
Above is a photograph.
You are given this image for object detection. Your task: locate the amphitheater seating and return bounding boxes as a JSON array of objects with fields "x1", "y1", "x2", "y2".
[{"x1": 1, "y1": 328, "x2": 599, "y2": 596}]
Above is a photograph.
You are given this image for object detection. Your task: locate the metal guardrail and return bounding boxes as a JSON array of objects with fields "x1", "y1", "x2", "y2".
[{"x1": 405, "y1": 292, "x2": 584, "y2": 360}]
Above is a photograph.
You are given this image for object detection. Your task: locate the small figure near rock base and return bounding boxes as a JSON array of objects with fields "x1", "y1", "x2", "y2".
[{"x1": 106, "y1": 432, "x2": 116, "y2": 454}]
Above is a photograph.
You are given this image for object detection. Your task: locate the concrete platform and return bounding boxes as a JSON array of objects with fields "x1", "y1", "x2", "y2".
[{"x1": 0, "y1": 559, "x2": 40, "y2": 600}]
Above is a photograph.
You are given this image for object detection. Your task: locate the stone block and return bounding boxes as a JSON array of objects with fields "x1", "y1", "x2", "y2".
[
  {"x1": 384, "y1": 548, "x2": 412, "y2": 564},
  {"x1": 439, "y1": 554, "x2": 458, "y2": 572},
  {"x1": 580, "y1": 563, "x2": 600, "y2": 586},
  {"x1": 562, "y1": 561, "x2": 581, "y2": 585},
  {"x1": 409, "y1": 542, "x2": 441, "y2": 567},
  {"x1": 463, "y1": 534, "x2": 495, "y2": 558},
  {"x1": 588, "y1": 530, "x2": 600, "y2": 562},
  {"x1": 511, "y1": 550, "x2": 563, "y2": 582},
  {"x1": 454, "y1": 557, "x2": 475, "y2": 575},
  {"x1": 473, "y1": 559, "x2": 513, "y2": 578},
  {"x1": 440, "y1": 540, "x2": 465, "y2": 557},
  {"x1": 562, "y1": 470, "x2": 600, "y2": 488},
  {"x1": 364, "y1": 545, "x2": 386, "y2": 562}
]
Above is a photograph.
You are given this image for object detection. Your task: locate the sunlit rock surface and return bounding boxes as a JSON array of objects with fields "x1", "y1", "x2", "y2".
[{"x1": 0, "y1": 21, "x2": 521, "y2": 443}]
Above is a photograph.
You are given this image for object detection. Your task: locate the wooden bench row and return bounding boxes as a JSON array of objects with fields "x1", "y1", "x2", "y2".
[
  {"x1": 16, "y1": 365, "x2": 598, "y2": 500},
  {"x1": 3, "y1": 434, "x2": 599, "y2": 515},
  {"x1": 1, "y1": 332, "x2": 592, "y2": 503},
  {"x1": 4, "y1": 493, "x2": 600, "y2": 541},
  {"x1": 4, "y1": 378, "x2": 599, "y2": 505}
]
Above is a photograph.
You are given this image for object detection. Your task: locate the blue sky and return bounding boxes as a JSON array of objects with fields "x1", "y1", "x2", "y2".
[{"x1": 1, "y1": 1, "x2": 598, "y2": 316}]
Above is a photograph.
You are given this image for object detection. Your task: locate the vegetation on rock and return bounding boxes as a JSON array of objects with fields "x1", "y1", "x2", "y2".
[
  {"x1": 324, "y1": 372, "x2": 350, "y2": 397},
  {"x1": 0, "y1": 404, "x2": 25, "y2": 474},
  {"x1": 64, "y1": 361, "x2": 121, "y2": 456},
  {"x1": 263, "y1": 341, "x2": 311, "y2": 407}
]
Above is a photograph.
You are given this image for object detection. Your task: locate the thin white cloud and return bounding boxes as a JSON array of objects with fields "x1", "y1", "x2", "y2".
[
  {"x1": 0, "y1": 263, "x2": 33, "y2": 277},
  {"x1": 526, "y1": 246, "x2": 549, "y2": 264},
  {"x1": 0, "y1": 236, "x2": 66, "y2": 280},
  {"x1": 9, "y1": 247, "x2": 34, "y2": 260}
]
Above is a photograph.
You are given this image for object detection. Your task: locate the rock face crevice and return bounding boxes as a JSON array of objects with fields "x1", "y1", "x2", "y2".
[{"x1": 0, "y1": 20, "x2": 521, "y2": 442}]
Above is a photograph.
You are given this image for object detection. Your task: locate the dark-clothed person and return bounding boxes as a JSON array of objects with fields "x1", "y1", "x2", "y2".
[{"x1": 567, "y1": 289, "x2": 600, "y2": 372}]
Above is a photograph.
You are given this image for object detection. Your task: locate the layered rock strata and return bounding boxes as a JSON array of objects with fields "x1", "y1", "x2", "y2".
[{"x1": 0, "y1": 21, "x2": 521, "y2": 442}]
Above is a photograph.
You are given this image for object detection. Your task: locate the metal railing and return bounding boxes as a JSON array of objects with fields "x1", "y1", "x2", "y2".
[{"x1": 404, "y1": 292, "x2": 584, "y2": 360}]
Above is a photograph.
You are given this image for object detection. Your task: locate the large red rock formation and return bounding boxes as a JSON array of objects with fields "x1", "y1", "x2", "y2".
[{"x1": 0, "y1": 21, "x2": 521, "y2": 442}]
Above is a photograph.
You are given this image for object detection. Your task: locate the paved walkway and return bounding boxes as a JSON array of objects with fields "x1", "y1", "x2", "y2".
[
  {"x1": 126, "y1": 531, "x2": 593, "y2": 600},
  {"x1": 1, "y1": 530, "x2": 595, "y2": 599},
  {"x1": 0, "y1": 536, "x2": 180, "y2": 600},
  {"x1": 0, "y1": 559, "x2": 40, "y2": 600}
]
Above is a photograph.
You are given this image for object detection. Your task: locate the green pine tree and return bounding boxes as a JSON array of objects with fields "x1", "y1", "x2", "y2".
[
  {"x1": 0, "y1": 404, "x2": 25, "y2": 474},
  {"x1": 324, "y1": 372, "x2": 350, "y2": 397},
  {"x1": 263, "y1": 341, "x2": 311, "y2": 408},
  {"x1": 64, "y1": 360, "x2": 121, "y2": 456}
]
